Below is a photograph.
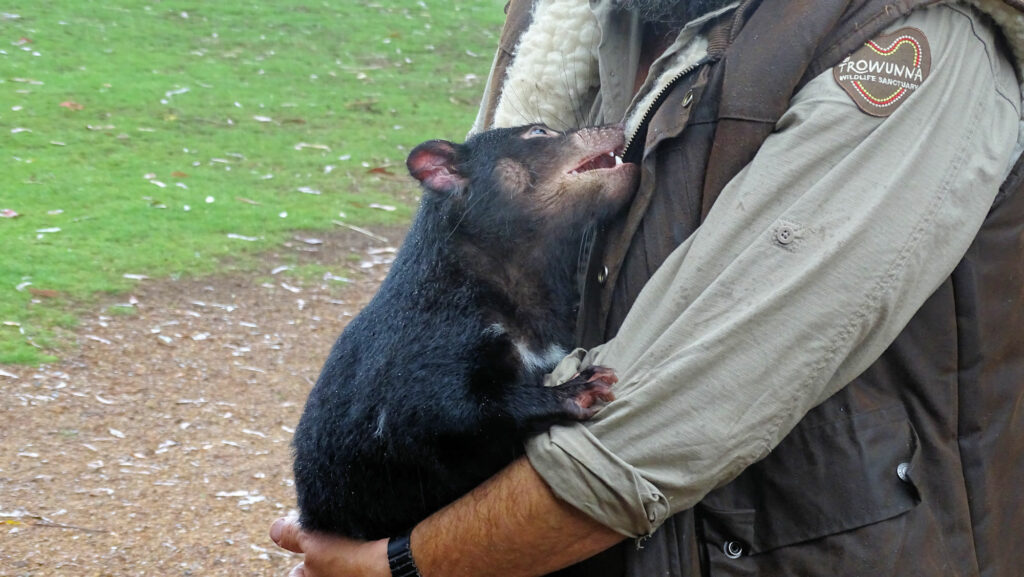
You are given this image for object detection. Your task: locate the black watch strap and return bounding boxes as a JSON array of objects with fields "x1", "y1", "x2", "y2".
[{"x1": 387, "y1": 533, "x2": 422, "y2": 577}]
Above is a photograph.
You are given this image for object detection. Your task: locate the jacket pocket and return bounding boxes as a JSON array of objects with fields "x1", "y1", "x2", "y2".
[{"x1": 698, "y1": 403, "x2": 921, "y2": 559}]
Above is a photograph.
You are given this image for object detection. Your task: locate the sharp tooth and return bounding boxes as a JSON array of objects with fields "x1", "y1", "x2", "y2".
[
  {"x1": 571, "y1": 170, "x2": 578, "y2": 175},
  {"x1": 608, "y1": 152, "x2": 615, "y2": 158},
  {"x1": 615, "y1": 155, "x2": 623, "y2": 166}
]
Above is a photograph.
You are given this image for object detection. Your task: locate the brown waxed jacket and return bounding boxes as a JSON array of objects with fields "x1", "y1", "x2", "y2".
[{"x1": 481, "y1": 1, "x2": 1024, "y2": 576}]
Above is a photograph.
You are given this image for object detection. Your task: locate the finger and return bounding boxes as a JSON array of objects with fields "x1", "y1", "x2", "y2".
[
  {"x1": 288, "y1": 562, "x2": 307, "y2": 577},
  {"x1": 270, "y1": 515, "x2": 305, "y2": 553}
]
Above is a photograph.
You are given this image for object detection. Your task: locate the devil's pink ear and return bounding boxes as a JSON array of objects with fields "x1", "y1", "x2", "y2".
[{"x1": 407, "y1": 140, "x2": 467, "y2": 195}]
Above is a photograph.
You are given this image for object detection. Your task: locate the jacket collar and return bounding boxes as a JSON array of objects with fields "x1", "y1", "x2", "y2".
[
  {"x1": 490, "y1": 0, "x2": 1024, "y2": 133},
  {"x1": 491, "y1": 0, "x2": 738, "y2": 131}
]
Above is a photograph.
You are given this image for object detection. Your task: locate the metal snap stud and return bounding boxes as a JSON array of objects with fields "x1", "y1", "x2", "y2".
[
  {"x1": 723, "y1": 540, "x2": 744, "y2": 559},
  {"x1": 597, "y1": 266, "x2": 609, "y2": 285},
  {"x1": 897, "y1": 462, "x2": 911, "y2": 482}
]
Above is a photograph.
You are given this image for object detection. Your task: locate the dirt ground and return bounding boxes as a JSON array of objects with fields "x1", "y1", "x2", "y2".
[{"x1": 0, "y1": 226, "x2": 408, "y2": 576}]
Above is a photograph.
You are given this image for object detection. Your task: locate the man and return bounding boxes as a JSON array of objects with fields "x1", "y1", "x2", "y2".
[{"x1": 271, "y1": 0, "x2": 1024, "y2": 575}]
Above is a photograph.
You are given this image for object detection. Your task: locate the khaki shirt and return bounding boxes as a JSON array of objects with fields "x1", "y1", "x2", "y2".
[{"x1": 520, "y1": 4, "x2": 1022, "y2": 537}]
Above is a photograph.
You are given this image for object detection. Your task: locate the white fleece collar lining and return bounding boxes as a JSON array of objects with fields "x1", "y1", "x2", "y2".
[{"x1": 492, "y1": 0, "x2": 601, "y2": 131}]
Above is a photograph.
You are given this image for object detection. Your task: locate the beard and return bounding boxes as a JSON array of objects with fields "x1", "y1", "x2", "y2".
[{"x1": 612, "y1": 0, "x2": 725, "y2": 24}]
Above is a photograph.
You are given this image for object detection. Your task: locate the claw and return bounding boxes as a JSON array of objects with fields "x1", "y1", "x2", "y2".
[
  {"x1": 561, "y1": 365, "x2": 617, "y2": 420},
  {"x1": 584, "y1": 366, "x2": 618, "y2": 385}
]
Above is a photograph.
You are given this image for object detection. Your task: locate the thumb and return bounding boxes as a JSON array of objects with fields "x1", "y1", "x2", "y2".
[{"x1": 270, "y1": 513, "x2": 305, "y2": 553}]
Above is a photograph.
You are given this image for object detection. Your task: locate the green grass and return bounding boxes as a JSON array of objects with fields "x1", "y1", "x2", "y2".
[{"x1": 0, "y1": 1, "x2": 506, "y2": 363}]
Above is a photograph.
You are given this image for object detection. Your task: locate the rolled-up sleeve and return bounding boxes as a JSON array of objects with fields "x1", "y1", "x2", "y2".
[{"x1": 526, "y1": 5, "x2": 1022, "y2": 537}]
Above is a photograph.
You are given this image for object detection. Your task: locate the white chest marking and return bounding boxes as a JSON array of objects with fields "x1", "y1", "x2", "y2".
[{"x1": 516, "y1": 342, "x2": 568, "y2": 375}]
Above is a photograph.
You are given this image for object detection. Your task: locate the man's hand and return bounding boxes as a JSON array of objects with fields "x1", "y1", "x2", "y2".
[
  {"x1": 270, "y1": 515, "x2": 389, "y2": 577},
  {"x1": 270, "y1": 459, "x2": 623, "y2": 577}
]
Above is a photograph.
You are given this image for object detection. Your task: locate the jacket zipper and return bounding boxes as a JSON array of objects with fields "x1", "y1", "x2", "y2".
[{"x1": 623, "y1": 55, "x2": 711, "y2": 160}]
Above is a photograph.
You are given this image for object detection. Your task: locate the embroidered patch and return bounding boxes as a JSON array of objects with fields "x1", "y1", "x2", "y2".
[{"x1": 833, "y1": 27, "x2": 931, "y2": 117}]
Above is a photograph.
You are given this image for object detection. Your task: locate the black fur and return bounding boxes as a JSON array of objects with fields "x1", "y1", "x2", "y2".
[{"x1": 292, "y1": 124, "x2": 635, "y2": 539}]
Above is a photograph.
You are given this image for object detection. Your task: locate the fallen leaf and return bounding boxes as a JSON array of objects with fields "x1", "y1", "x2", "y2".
[
  {"x1": 345, "y1": 99, "x2": 379, "y2": 112},
  {"x1": 236, "y1": 197, "x2": 261, "y2": 205},
  {"x1": 171, "y1": 171, "x2": 188, "y2": 178},
  {"x1": 59, "y1": 101, "x2": 84, "y2": 111},
  {"x1": 1, "y1": 209, "x2": 20, "y2": 218},
  {"x1": 294, "y1": 142, "x2": 331, "y2": 151},
  {"x1": 164, "y1": 87, "x2": 190, "y2": 99},
  {"x1": 227, "y1": 233, "x2": 261, "y2": 242},
  {"x1": 28, "y1": 288, "x2": 60, "y2": 298},
  {"x1": 367, "y1": 166, "x2": 394, "y2": 175}
]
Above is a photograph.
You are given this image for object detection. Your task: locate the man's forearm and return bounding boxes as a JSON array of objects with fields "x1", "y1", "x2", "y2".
[{"x1": 411, "y1": 457, "x2": 625, "y2": 577}]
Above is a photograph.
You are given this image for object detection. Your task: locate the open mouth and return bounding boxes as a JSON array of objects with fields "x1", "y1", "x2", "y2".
[{"x1": 569, "y1": 149, "x2": 626, "y2": 175}]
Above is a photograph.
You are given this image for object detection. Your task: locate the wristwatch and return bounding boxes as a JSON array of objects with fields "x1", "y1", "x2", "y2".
[{"x1": 387, "y1": 533, "x2": 422, "y2": 577}]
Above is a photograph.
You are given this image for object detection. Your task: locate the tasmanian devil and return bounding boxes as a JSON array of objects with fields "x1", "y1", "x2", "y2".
[{"x1": 291, "y1": 123, "x2": 639, "y2": 540}]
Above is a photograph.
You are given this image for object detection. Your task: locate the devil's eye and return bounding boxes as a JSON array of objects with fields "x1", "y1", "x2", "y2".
[{"x1": 523, "y1": 126, "x2": 557, "y2": 139}]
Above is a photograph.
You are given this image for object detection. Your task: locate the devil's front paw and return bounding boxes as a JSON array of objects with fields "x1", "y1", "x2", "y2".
[{"x1": 560, "y1": 365, "x2": 617, "y2": 420}]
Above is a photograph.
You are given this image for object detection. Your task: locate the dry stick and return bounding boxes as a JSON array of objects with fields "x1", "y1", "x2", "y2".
[
  {"x1": 332, "y1": 221, "x2": 389, "y2": 243},
  {"x1": 30, "y1": 519, "x2": 109, "y2": 534}
]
